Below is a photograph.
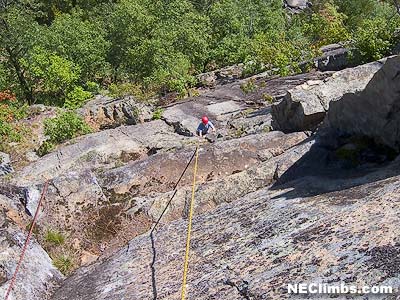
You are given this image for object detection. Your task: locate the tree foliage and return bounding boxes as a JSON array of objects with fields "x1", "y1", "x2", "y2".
[{"x1": 0, "y1": 0, "x2": 399, "y2": 105}]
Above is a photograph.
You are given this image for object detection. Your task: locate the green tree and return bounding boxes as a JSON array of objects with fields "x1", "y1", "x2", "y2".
[
  {"x1": 20, "y1": 46, "x2": 81, "y2": 103},
  {"x1": 208, "y1": 0, "x2": 284, "y2": 68},
  {"x1": 0, "y1": 6, "x2": 42, "y2": 103},
  {"x1": 301, "y1": 1, "x2": 350, "y2": 48},
  {"x1": 46, "y1": 11, "x2": 110, "y2": 81},
  {"x1": 352, "y1": 16, "x2": 400, "y2": 62}
]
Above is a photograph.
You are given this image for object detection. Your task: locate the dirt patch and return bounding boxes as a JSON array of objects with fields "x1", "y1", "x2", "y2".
[
  {"x1": 87, "y1": 204, "x2": 125, "y2": 244},
  {"x1": 84, "y1": 204, "x2": 152, "y2": 257},
  {"x1": 120, "y1": 151, "x2": 145, "y2": 163}
]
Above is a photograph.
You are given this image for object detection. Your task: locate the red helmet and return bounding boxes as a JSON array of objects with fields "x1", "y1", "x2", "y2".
[{"x1": 201, "y1": 116, "x2": 209, "y2": 124}]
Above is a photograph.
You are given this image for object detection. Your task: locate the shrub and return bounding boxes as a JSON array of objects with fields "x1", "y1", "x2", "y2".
[
  {"x1": 262, "y1": 93, "x2": 274, "y2": 104},
  {"x1": 36, "y1": 141, "x2": 55, "y2": 157},
  {"x1": 0, "y1": 91, "x2": 28, "y2": 146},
  {"x1": 64, "y1": 86, "x2": 92, "y2": 109},
  {"x1": 37, "y1": 111, "x2": 92, "y2": 156},
  {"x1": 351, "y1": 16, "x2": 400, "y2": 63},
  {"x1": 251, "y1": 30, "x2": 311, "y2": 76},
  {"x1": 44, "y1": 111, "x2": 92, "y2": 144},
  {"x1": 108, "y1": 82, "x2": 155, "y2": 102},
  {"x1": 109, "y1": 82, "x2": 140, "y2": 98},
  {"x1": 21, "y1": 46, "x2": 81, "y2": 104},
  {"x1": 85, "y1": 81, "x2": 100, "y2": 94},
  {"x1": 301, "y1": 1, "x2": 350, "y2": 48}
]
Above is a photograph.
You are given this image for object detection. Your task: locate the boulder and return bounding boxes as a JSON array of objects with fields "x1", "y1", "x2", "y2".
[
  {"x1": 196, "y1": 64, "x2": 244, "y2": 87},
  {"x1": 0, "y1": 152, "x2": 13, "y2": 176},
  {"x1": 326, "y1": 55, "x2": 400, "y2": 151},
  {"x1": 285, "y1": 0, "x2": 308, "y2": 8},
  {"x1": 78, "y1": 95, "x2": 154, "y2": 130},
  {"x1": 315, "y1": 43, "x2": 350, "y2": 72},
  {"x1": 272, "y1": 59, "x2": 385, "y2": 133},
  {"x1": 162, "y1": 98, "x2": 246, "y2": 137}
]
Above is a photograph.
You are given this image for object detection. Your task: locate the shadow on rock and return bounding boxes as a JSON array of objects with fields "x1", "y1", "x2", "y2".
[{"x1": 271, "y1": 134, "x2": 400, "y2": 200}]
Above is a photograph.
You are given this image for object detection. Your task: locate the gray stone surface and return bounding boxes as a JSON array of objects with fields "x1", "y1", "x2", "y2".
[
  {"x1": 51, "y1": 151, "x2": 400, "y2": 300},
  {"x1": 13, "y1": 120, "x2": 190, "y2": 186},
  {"x1": 327, "y1": 55, "x2": 400, "y2": 151},
  {"x1": 0, "y1": 152, "x2": 13, "y2": 176},
  {"x1": 21, "y1": 131, "x2": 307, "y2": 260},
  {"x1": 285, "y1": 0, "x2": 308, "y2": 8},
  {"x1": 0, "y1": 194, "x2": 63, "y2": 300},
  {"x1": 316, "y1": 43, "x2": 350, "y2": 72},
  {"x1": 272, "y1": 59, "x2": 385, "y2": 133}
]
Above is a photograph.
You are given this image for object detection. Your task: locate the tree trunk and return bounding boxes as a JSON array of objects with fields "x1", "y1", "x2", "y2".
[{"x1": 6, "y1": 46, "x2": 34, "y2": 104}]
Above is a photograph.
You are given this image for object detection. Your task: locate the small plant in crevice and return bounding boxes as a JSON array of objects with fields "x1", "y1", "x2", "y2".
[
  {"x1": 240, "y1": 78, "x2": 257, "y2": 94},
  {"x1": 234, "y1": 126, "x2": 246, "y2": 138},
  {"x1": 262, "y1": 93, "x2": 274, "y2": 104},
  {"x1": 52, "y1": 253, "x2": 75, "y2": 275},
  {"x1": 152, "y1": 108, "x2": 164, "y2": 120},
  {"x1": 45, "y1": 230, "x2": 66, "y2": 246}
]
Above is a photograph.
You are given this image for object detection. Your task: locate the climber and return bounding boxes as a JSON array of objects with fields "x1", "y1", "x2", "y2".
[{"x1": 196, "y1": 115, "x2": 215, "y2": 137}]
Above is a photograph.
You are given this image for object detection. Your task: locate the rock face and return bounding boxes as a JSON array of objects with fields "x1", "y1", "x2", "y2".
[
  {"x1": 327, "y1": 55, "x2": 400, "y2": 151},
  {"x1": 0, "y1": 152, "x2": 13, "y2": 176},
  {"x1": 17, "y1": 131, "x2": 307, "y2": 260},
  {"x1": 164, "y1": 71, "x2": 331, "y2": 138},
  {"x1": 78, "y1": 95, "x2": 154, "y2": 130},
  {"x1": 51, "y1": 147, "x2": 400, "y2": 300},
  {"x1": 0, "y1": 194, "x2": 62, "y2": 300},
  {"x1": 272, "y1": 59, "x2": 385, "y2": 133}
]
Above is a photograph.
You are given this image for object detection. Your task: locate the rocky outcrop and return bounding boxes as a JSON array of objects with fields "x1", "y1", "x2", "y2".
[
  {"x1": 285, "y1": 0, "x2": 308, "y2": 8},
  {"x1": 0, "y1": 194, "x2": 62, "y2": 300},
  {"x1": 196, "y1": 64, "x2": 245, "y2": 87},
  {"x1": 284, "y1": 0, "x2": 310, "y2": 13},
  {"x1": 272, "y1": 59, "x2": 385, "y2": 133},
  {"x1": 78, "y1": 95, "x2": 154, "y2": 130},
  {"x1": 14, "y1": 120, "x2": 190, "y2": 186},
  {"x1": 51, "y1": 148, "x2": 400, "y2": 300},
  {"x1": 164, "y1": 71, "x2": 331, "y2": 138},
  {"x1": 5, "y1": 54, "x2": 400, "y2": 300},
  {"x1": 326, "y1": 55, "x2": 400, "y2": 151},
  {"x1": 0, "y1": 152, "x2": 13, "y2": 176}
]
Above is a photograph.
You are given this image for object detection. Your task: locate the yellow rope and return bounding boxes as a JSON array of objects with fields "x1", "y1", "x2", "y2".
[{"x1": 181, "y1": 144, "x2": 199, "y2": 300}]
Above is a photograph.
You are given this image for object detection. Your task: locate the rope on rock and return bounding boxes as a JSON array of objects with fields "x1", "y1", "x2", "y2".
[
  {"x1": 150, "y1": 147, "x2": 198, "y2": 234},
  {"x1": 181, "y1": 143, "x2": 199, "y2": 300},
  {"x1": 5, "y1": 180, "x2": 49, "y2": 300}
]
